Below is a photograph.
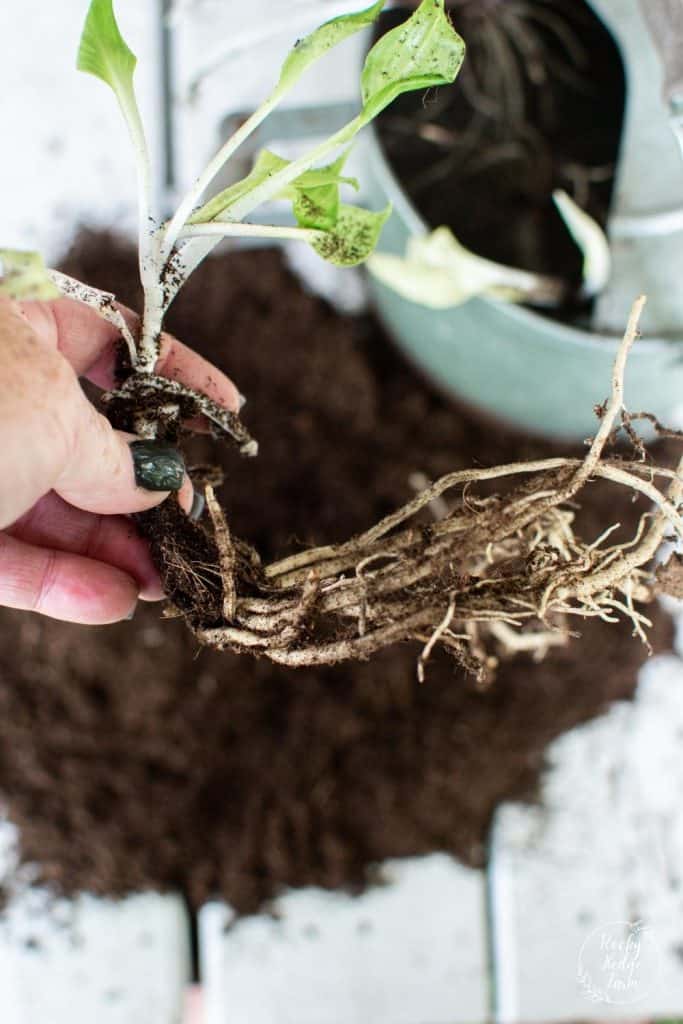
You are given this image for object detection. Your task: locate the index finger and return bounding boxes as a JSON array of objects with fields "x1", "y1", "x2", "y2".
[{"x1": 19, "y1": 297, "x2": 242, "y2": 414}]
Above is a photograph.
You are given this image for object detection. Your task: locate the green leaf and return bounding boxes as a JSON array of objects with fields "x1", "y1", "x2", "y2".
[
  {"x1": 0, "y1": 250, "x2": 60, "y2": 301},
  {"x1": 77, "y1": 0, "x2": 137, "y2": 98},
  {"x1": 283, "y1": 153, "x2": 359, "y2": 197},
  {"x1": 360, "y1": 0, "x2": 465, "y2": 123},
  {"x1": 189, "y1": 150, "x2": 290, "y2": 224},
  {"x1": 76, "y1": 0, "x2": 152, "y2": 244},
  {"x1": 192, "y1": 150, "x2": 358, "y2": 229},
  {"x1": 311, "y1": 203, "x2": 391, "y2": 266},
  {"x1": 367, "y1": 227, "x2": 564, "y2": 307},
  {"x1": 276, "y1": 1, "x2": 385, "y2": 97},
  {"x1": 289, "y1": 153, "x2": 359, "y2": 232}
]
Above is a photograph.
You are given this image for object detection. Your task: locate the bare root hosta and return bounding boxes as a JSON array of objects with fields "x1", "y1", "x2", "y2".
[{"x1": 144, "y1": 297, "x2": 683, "y2": 685}]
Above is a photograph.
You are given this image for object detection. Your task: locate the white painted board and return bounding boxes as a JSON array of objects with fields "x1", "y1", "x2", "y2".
[
  {"x1": 199, "y1": 854, "x2": 489, "y2": 1024},
  {"x1": 490, "y1": 643, "x2": 683, "y2": 1021},
  {"x1": 0, "y1": 0, "x2": 162, "y2": 262},
  {"x1": 0, "y1": 818, "x2": 191, "y2": 1024}
]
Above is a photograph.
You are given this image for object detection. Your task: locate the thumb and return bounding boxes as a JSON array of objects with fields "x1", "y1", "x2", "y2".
[
  {"x1": 0, "y1": 297, "x2": 189, "y2": 523},
  {"x1": 54, "y1": 393, "x2": 190, "y2": 516}
]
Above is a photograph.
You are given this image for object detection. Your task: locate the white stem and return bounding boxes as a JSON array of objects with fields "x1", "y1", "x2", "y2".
[
  {"x1": 117, "y1": 89, "x2": 164, "y2": 373},
  {"x1": 179, "y1": 222, "x2": 321, "y2": 242},
  {"x1": 137, "y1": 283, "x2": 167, "y2": 374},
  {"x1": 161, "y1": 95, "x2": 281, "y2": 261},
  {"x1": 119, "y1": 90, "x2": 155, "y2": 294}
]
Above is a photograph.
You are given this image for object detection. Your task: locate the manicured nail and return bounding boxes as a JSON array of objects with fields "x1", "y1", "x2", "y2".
[
  {"x1": 238, "y1": 393, "x2": 247, "y2": 411},
  {"x1": 125, "y1": 604, "x2": 137, "y2": 621},
  {"x1": 130, "y1": 441, "x2": 185, "y2": 492},
  {"x1": 189, "y1": 488, "x2": 205, "y2": 522}
]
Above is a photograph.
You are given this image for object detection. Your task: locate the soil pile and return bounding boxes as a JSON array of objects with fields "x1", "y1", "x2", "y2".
[{"x1": 0, "y1": 234, "x2": 671, "y2": 913}]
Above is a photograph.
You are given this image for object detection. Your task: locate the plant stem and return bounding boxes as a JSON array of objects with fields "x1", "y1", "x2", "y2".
[
  {"x1": 119, "y1": 90, "x2": 155, "y2": 297},
  {"x1": 161, "y1": 95, "x2": 281, "y2": 261},
  {"x1": 179, "y1": 222, "x2": 321, "y2": 242},
  {"x1": 137, "y1": 285, "x2": 167, "y2": 374}
]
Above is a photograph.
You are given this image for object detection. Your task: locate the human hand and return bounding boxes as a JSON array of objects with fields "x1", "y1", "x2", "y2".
[{"x1": 0, "y1": 296, "x2": 241, "y2": 625}]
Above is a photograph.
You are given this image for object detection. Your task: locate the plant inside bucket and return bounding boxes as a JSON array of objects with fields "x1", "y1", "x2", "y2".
[
  {"x1": 2, "y1": 0, "x2": 682, "y2": 688},
  {"x1": 364, "y1": 0, "x2": 683, "y2": 439}
]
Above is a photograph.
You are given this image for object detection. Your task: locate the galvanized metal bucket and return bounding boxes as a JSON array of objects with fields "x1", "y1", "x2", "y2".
[
  {"x1": 362, "y1": 0, "x2": 683, "y2": 441},
  {"x1": 363, "y1": 125, "x2": 683, "y2": 441}
]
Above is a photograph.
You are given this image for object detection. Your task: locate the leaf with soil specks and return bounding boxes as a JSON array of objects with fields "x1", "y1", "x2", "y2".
[
  {"x1": 360, "y1": 0, "x2": 465, "y2": 124},
  {"x1": 311, "y1": 203, "x2": 391, "y2": 266},
  {"x1": 290, "y1": 153, "x2": 359, "y2": 232},
  {"x1": 276, "y1": 1, "x2": 384, "y2": 98},
  {"x1": 0, "y1": 250, "x2": 59, "y2": 301}
]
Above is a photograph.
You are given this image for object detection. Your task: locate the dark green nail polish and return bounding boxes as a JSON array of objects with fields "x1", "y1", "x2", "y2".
[{"x1": 130, "y1": 441, "x2": 185, "y2": 492}]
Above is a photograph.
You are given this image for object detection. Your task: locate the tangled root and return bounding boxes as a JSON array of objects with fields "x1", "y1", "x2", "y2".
[{"x1": 138, "y1": 297, "x2": 682, "y2": 684}]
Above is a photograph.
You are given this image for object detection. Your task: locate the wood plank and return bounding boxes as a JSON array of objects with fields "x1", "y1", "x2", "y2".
[
  {"x1": 0, "y1": 0, "x2": 162, "y2": 260},
  {"x1": 490, "y1": 645, "x2": 683, "y2": 1021},
  {"x1": 0, "y1": 819, "x2": 191, "y2": 1024},
  {"x1": 199, "y1": 854, "x2": 489, "y2": 1024}
]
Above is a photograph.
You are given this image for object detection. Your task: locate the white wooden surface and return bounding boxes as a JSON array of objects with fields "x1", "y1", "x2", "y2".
[
  {"x1": 0, "y1": 819, "x2": 191, "y2": 1023},
  {"x1": 490, "y1": 639, "x2": 683, "y2": 1021},
  {"x1": 0, "y1": 0, "x2": 162, "y2": 262},
  {"x1": 199, "y1": 854, "x2": 490, "y2": 1024}
]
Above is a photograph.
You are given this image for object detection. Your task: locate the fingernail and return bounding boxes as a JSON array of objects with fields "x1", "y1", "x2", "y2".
[
  {"x1": 125, "y1": 603, "x2": 137, "y2": 621},
  {"x1": 238, "y1": 393, "x2": 247, "y2": 411},
  {"x1": 189, "y1": 488, "x2": 205, "y2": 522},
  {"x1": 130, "y1": 441, "x2": 185, "y2": 492}
]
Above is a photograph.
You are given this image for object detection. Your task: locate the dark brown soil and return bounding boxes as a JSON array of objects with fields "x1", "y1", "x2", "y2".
[
  {"x1": 376, "y1": 0, "x2": 626, "y2": 303},
  {"x1": 0, "y1": 232, "x2": 672, "y2": 914}
]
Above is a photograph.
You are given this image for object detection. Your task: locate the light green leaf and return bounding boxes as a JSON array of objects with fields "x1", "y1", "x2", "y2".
[
  {"x1": 360, "y1": 0, "x2": 465, "y2": 124},
  {"x1": 553, "y1": 189, "x2": 610, "y2": 298},
  {"x1": 77, "y1": 0, "x2": 152, "y2": 249},
  {"x1": 367, "y1": 227, "x2": 564, "y2": 308},
  {"x1": 192, "y1": 150, "x2": 358, "y2": 229},
  {"x1": 77, "y1": 0, "x2": 137, "y2": 98},
  {"x1": 212, "y1": 2, "x2": 465, "y2": 230},
  {"x1": 283, "y1": 153, "x2": 359, "y2": 197},
  {"x1": 276, "y1": 0, "x2": 385, "y2": 97},
  {"x1": 0, "y1": 250, "x2": 60, "y2": 301},
  {"x1": 189, "y1": 150, "x2": 289, "y2": 224},
  {"x1": 311, "y1": 203, "x2": 391, "y2": 266},
  {"x1": 289, "y1": 153, "x2": 359, "y2": 232}
]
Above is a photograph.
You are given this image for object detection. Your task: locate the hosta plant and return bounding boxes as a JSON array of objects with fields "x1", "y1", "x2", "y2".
[{"x1": 1, "y1": 0, "x2": 682, "y2": 682}]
